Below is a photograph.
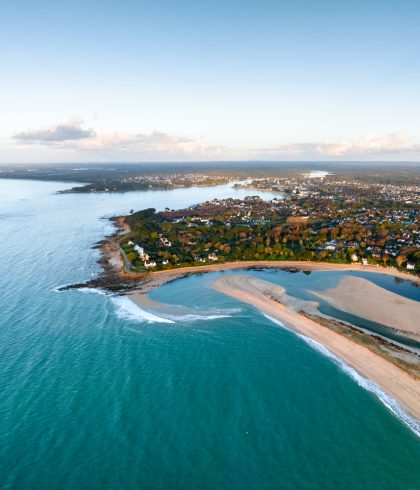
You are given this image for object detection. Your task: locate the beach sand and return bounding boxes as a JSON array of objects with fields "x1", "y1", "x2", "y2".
[
  {"x1": 110, "y1": 256, "x2": 420, "y2": 295},
  {"x1": 150, "y1": 260, "x2": 420, "y2": 283},
  {"x1": 212, "y1": 274, "x2": 420, "y2": 420},
  {"x1": 312, "y1": 276, "x2": 420, "y2": 339}
]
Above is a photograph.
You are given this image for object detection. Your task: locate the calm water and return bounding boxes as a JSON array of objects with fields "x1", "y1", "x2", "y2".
[{"x1": 0, "y1": 179, "x2": 419, "y2": 490}]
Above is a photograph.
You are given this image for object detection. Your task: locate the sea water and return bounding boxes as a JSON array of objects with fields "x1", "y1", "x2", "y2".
[{"x1": 0, "y1": 179, "x2": 419, "y2": 489}]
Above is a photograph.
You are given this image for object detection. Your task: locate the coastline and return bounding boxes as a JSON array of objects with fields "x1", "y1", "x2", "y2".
[
  {"x1": 149, "y1": 260, "x2": 420, "y2": 283},
  {"x1": 114, "y1": 215, "x2": 420, "y2": 286},
  {"x1": 212, "y1": 274, "x2": 420, "y2": 423},
  {"x1": 60, "y1": 215, "x2": 420, "y2": 433},
  {"x1": 60, "y1": 215, "x2": 419, "y2": 294}
]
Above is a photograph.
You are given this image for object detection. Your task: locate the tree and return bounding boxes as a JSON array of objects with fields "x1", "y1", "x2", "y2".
[{"x1": 126, "y1": 252, "x2": 137, "y2": 262}]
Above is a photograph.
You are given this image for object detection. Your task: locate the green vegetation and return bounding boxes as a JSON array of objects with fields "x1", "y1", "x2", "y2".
[{"x1": 120, "y1": 193, "x2": 419, "y2": 273}]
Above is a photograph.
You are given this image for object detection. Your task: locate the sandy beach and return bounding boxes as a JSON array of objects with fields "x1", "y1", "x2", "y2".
[
  {"x1": 312, "y1": 276, "x2": 420, "y2": 339},
  {"x1": 106, "y1": 241, "x2": 420, "y2": 294},
  {"x1": 212, "y1": 274, "x2": 420, "y2": 420},
  {"x1": 150, "y1": 260, "x2": 420, "y2": 283},
  {"x1": 93, "y1": 216, "x2": 420, "y2": 294}
]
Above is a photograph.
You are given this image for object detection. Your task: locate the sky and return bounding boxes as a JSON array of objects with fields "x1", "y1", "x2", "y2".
[{"x1": 1, "y1": 0, "x2": 420, "y2": 163}]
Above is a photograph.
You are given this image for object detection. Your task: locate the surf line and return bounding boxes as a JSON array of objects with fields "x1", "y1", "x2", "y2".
[{"x1": 263, "y1": 314, "x2": 420, "y2": 438}]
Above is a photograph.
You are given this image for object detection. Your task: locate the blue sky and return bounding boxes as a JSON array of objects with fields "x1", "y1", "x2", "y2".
[{"x1": 1, "y1": 0, "x2": 419, "y2": 162}]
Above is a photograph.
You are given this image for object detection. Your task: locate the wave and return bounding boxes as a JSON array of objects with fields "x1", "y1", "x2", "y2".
[
  {"x1": 112, "y1": 296, "x2": 175, "y2": 324},
  {"x1": 51, "y1": 284, "x2": 71, "y2": 293},
  {"x1": 263, "y1": 314, "x2": 420, "y2": 438},
  {"x1": 51, "y1": 284, "x2": 109, "y2": 296},
  {"x1": 77, "y1": 287, "x2": 108, "y2": 296},
  {"x1": 165, "y1": 313, "x2": 232, "y2": 322}
]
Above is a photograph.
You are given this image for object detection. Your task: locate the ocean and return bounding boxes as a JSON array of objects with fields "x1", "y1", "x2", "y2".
[{"x1": 0, "y1": 178, "x2": 419, "y2": 489}]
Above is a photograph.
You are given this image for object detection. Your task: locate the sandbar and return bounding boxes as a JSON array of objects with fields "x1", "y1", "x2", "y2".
[{"x1": 212, "y1": 274, "x2": 420, "y2": 420}]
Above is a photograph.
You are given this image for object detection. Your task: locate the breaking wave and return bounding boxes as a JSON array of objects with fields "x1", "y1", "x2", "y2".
[
  {"x1": 77, "y1": 287, "x2": 108, "y2": 296},
  {"x1": 112, "y1": 296, "x2": 175, "y2": 324},
  {"x1": 263, "y1": 314, "x2": 420, "y2": 438},
  {"x1": 165, "y1": 313, "x2": 232, "y2": 322}
]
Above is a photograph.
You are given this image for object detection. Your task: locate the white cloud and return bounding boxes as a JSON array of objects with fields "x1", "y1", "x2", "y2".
[
  {"x1": 257, "y1": 133, "x2": 417, "y2": 158},
  {"x1": 76, "y1": 130, "x2": 218, "y2": 155},
  {"x1": 13, "y1": 120, "x2": 223, "y2": 158},
  {"x1": 14, "y1": 119, "x2": 95, "y2": 144},
  {"x1": 10, "y1": 121, "x2": 420, "y2": 162}
]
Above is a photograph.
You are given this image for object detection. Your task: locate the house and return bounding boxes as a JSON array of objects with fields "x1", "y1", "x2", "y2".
[
  {"x1": 128, "y1": 240, "x2": 134, "y2": 246},
  {"x1": 208, "y1": 253, "x2": 218, "y2": 261},
  {"x1": 162, "y1": 259, "x2": 169, "y2": 265},
  {"x1": 351, "y1": 253, "x2": 358, "y2": 262},
  {"x1": 134, "y1": 245, "x2": 145, "y2": 257},
  {"x1": 194, "y1": 256, "x2": 206, "y2": 263},
  {"x1": 406, "y1": 263, "x2": 415, "y2": 270},
  {"x1": 144, "y1": 260, "x2": 156, "y2": 268},
  {"x1": 361, "y1": 258, "x2": 368, "y2": 266},
  {"x1": 371, "y1": 248, "x2": 382, "y2": 259},
  {"x1": 160, "y1": 237, "x2": 172, "y2": 247}
]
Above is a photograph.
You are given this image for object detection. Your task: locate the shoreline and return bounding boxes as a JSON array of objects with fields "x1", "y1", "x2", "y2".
[
  {"x1": 114, "y1": 215, "x2": 420, "y2": 286},
  {"x1": 212, "y1": 274, "x2": 420, "y2": 425},
  {"x1": 61, "y1": 217, "x2": 420, "y2": 432},
  {"x1": 59, "y1": 215, "x2": 420, "y2": 295}
]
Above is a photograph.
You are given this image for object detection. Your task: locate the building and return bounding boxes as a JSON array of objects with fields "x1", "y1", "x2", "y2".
[
  {"x1": 160, "y1": 237, "x2": 172, "y2": 247},
  {"x1": 144, "y1": 260, "x2": 156, "y2": 268}
]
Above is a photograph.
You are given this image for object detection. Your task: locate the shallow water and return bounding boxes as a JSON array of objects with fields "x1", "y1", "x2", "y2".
[{"x1": 1, "y1": 179, "x2": 419, "y2": 489}]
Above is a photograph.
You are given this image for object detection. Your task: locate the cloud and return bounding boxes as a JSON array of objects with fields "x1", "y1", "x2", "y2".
[
  {"x1": 14, "y1": 119, "x2": 95, "y2": 144},
  {"x1": 11, "y1": 120, "x2": 420, "y2": 161},
  {"x1": 13, "y1": 120, "x2": 223, "y2": 157},
  {"x1": 257, "y1": 133, "x2": 417, "y2": 158},
  {"x1": 77, "y1": 130, "x2": 215, "y2": 154}
]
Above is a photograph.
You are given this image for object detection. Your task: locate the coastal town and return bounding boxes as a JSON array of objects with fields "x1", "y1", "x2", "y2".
[
  {"x1": 119, "y1": 173, "x2": 420, "y2": 273},
  {"x1": 62, "y1": 173, "x2": 232, "y2": 192}
]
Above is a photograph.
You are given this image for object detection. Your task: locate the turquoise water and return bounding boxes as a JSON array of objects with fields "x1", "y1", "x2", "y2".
[{"x1": 1, "y1": 179, "x2": 420, "y2": 489}]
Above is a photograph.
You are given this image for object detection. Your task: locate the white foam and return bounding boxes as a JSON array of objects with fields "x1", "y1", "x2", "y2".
[
  {"x1": 263, "y1": 314, "x2": 420, "y2": 438},
  {"x1": 163, "y1": 306, "x2": 241, "y2": 323},
  {"x1": 52, "y1": 285, "x2": 108, "y2": 295},
  {"x1": 112, "y1": 296, "x2": 175, "y2": 324},
  {"x1": 165, "y1": 313, "x2": 232, "y2": 322},
  {"x1": 77, "y1": 287, "x2": 108, "y2": 296},
  {"x1": 51, "y1": 284, "x2": 71, "y2": 293}
]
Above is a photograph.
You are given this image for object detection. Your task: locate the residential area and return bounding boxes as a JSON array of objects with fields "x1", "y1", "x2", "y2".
[{"x1": 119, "y1": 174, "x2": 420, "y2": 273}]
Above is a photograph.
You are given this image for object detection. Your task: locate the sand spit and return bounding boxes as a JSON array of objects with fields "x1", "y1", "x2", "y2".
[
  {"x1": 212, "y1": 274, "x2": 420, "y2": 421},
  {"x1": 312, "y1": 276, "x2": 420, "y2": 339}
]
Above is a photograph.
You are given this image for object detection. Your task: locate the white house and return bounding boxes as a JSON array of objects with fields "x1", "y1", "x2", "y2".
[
  {"x1": 351, "y1": 253, "x2": 358, "y2": 262},
  {"x1": 134, "y1": 244, "x2": 144, "y2": 256},
  {"x1": 144, "y1": 260, "x2": 156, "y2": 268},
  {"x1": 361, "y1": 258, "x2": 368, "y2": 266},
  {"x1": 208, "y1": 253, "x2": 218, "y2": 261},
  {"x1": 162, "y1": 259, "x2": 169, "y2": 265},
  {"x1": 406, "y1": 262, "x2": 415, "y2": 270}
]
